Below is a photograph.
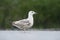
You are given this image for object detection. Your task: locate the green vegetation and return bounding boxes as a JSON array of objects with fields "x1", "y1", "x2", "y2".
[{"x1": 0, "y1": 0, "x2": 60, "y2": 29}]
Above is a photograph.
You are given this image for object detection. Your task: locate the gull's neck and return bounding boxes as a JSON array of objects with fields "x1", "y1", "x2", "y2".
[
  {"x1": 27, "y1": 13, "x2": 33, "y2": 24},
  {"x1": 28, "y1": 13, "x2": 33, "y2": 20}
]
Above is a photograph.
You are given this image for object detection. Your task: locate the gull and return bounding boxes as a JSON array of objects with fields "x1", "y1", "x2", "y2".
[{"x1": 12, "y1": 11, "x2": 37, "y2": 30}]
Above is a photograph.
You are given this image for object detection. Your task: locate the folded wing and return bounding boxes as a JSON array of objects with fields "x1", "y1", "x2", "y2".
[{"x1": 13, "y1": 19, "x2": 31, "y2": 29}]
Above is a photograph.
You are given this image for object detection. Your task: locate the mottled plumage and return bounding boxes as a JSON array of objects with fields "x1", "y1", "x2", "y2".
[{"x1": 12, "y1": 11, "x2": 37, "y2": 30}]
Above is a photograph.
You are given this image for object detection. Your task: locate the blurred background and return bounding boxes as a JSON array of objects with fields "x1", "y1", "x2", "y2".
[{"x1": 0, "y1": 0, "x2": 60, "y2": 30}]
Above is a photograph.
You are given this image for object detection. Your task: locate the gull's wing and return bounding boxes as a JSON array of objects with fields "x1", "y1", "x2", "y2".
[
  {"x1": 18, "y1": 19, "x2": 30, "y2": 25},
  {"x1": 13, "y1": 19, "x2": 31, "y2": 29}
]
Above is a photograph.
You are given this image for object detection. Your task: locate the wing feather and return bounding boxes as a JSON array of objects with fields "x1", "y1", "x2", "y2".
[
  {"x1": 18, "y1": 19, "x2": 30, "y2": 26},
  {"x1": 12, "y1": 19, "x2": 31, "y2": 29}
]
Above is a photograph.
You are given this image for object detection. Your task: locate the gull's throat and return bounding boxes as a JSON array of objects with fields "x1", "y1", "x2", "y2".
[{"x1": 28, "y1": 14, "x2": 33, "y2": 25}]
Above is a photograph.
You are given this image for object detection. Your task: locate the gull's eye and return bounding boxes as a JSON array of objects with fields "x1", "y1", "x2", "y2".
[{"x1": 31, "y1": 11, "x2": 33, "y2": 13}]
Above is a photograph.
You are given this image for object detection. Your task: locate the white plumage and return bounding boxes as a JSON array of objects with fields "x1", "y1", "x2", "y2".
[{"x1": 12, "y1": 11, "x2": 36, "y2": 30}]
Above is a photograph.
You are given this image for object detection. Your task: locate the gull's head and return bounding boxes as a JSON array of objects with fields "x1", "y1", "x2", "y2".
[{"x1": 28, "y1": 11, "x2": 36, "y2": 15}]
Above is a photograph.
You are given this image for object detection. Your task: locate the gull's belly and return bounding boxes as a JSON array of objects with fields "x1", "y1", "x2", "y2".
[{"x1": 23, "y1": 23, "x2": 33, "y2": 29}]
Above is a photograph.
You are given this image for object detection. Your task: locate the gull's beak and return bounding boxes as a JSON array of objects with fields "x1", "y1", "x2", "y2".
[{"x1": 35, "y1": 12, "x2": 37, "y2": 14}]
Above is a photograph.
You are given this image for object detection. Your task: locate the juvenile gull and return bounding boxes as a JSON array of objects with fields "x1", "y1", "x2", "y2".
[{"x1": 12, "y1": 11, "x2": 37, "y2": 30}]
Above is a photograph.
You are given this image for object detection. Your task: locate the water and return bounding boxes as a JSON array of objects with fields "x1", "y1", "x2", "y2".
[{"x1": 0, "y1": 30, "x2": 60, "y2": 40}]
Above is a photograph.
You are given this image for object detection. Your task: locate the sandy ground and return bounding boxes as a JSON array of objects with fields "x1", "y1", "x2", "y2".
[{"x1": 0, "y1": 30, "x2": 60, "y2": 40}]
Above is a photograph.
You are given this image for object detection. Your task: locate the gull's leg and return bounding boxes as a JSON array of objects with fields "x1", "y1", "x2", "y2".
[{"x1": 23, "y1": 28, "x2": 26, "y2": 33}]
